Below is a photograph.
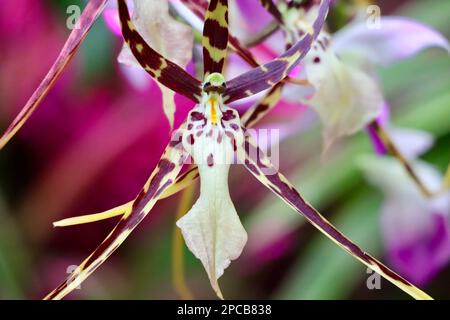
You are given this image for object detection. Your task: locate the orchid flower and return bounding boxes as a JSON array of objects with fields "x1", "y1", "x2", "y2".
[
  {"x1": 360, "y1": 128, "x2": 450, "y2": 285},
  {"x1": 0, "y1": 0, "x2": 433, "y2": 300},
  {"x1": 252, "y1": 0, "x2": 450, "y2": 152},
  {"x1": 239, "y1": 0, "x2": 450, "y2": 198}
]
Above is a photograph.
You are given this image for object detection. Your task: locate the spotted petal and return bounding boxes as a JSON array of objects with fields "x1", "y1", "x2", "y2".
[
  {"x1": 241, "y1": 82, "x2": 284, "y2": 128},
  {"x1": 45, "y1": 130, "x2": 188, "y2": 299},
  {"x1": 0, "y1": 0, "x2": 108, "y2": 150},
  {"x1": 223, "y1": 0, "x2": 330, "y2": 103},
  {"x1": 181, "y1": 0, "x2": 259, "y2": 67},
  {"x1": 239, "y1": 131, "x2": 433, "y2": 300},
  {"x1": 202, "y1": 0, "x2": 229, "y2": 76},
  {"x1": 118, "y1": 0, "x2": 202, "y2": 102},
  {"x1": 118, "y1": 0, "x2": 194, "y2": 128}
]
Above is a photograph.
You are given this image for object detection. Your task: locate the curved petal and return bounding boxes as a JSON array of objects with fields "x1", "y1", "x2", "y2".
[
  {"x1": 118, "y1": 0, "x2": 202, "y2": 102},
  {"x1": 224, "y1": 0, "x2": 330, "y2": 103},
  {"x1": 303, "y1": 46, "x2": 383, "y2": 151},
  {"x1": 333, "y1": 17, "x2": 450, "y2": 66}
]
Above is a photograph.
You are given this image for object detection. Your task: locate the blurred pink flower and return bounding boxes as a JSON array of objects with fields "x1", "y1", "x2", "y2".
[{"x1": 360, "y1": 132, "x2": 450, "y2": 285}]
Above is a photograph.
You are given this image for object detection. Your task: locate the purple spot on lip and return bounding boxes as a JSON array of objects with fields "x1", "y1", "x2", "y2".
[
  {"x1": 190, "y1": 112, "x2": 204, "y2": 121},
  {"x1": 207, "y1": 153, "x2": 214, "y2": 167},
  {"x1": 188, "y1": 134, "x2": 195, "y2": 145}
]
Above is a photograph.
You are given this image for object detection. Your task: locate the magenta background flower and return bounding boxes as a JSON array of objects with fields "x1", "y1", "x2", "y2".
[
  {"x1": 361, "y1": 152, "x2": 450, "y2": 285},
  {"x1": 386, "y1": 211, "x2": 450, "y2": 285}
]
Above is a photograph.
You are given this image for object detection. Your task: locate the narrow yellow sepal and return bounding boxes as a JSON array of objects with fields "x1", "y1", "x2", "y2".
[
  {"x1": 53, "y1": 202, "x2": 132, "y2": 227},
  {"x1": 53, "y1": 168, "x2": 199, "y2": 227}
]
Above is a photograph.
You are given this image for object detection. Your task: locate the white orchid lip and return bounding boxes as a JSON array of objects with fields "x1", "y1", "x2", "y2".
[{"x1": 178, "y1": 88, "x2": 247, "y2": 298}]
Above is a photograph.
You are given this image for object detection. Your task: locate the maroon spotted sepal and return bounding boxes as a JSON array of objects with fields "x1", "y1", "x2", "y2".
[
  {"x1": 118, "y1": 0, "x2": 202, "y2": 102},
  {"x1": 44, "y1": 129, "x2": 188, "y2": 300},
  {"x1": 202, "y1": 0, "x2": 229, "y2": 76},
  {"x1": 223, "y1": 0, "x2": 330, "y2": 103},
  {"x1": 241, "y1": 82, "x2": 284, "y2": 128},
  {"x1": 239, "y1": 131, "x2": 432, "y2": 300},
  {"x1": 181, "y1": 0, "x2": 259, "y2": 68}
]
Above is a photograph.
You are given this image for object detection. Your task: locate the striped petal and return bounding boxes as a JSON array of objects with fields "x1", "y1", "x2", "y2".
[
  {"x1": 239, "y1": 131, "x2": 433, "y2": 300},
  {"x1": 0, "y1": 0, "x2": 108, "y2": 150},
  {"x1": 223, "y1": 0, "x2": 330, "y2": 103},
  {"x1": 241, "y1": 82, "x2": 284, "y2": 128},
  {"x1": 202, "y1": 0, "x2": 229, "y2": 76},
  {"x1": 118, "y1": 0, "x2": 202, "y2": 102},
  {"x1": 181, "y1": 0, "x2": 259, "y2": 67},
  {"x1": 45, "y1": 130, "x2": 188, "y2": 299}
]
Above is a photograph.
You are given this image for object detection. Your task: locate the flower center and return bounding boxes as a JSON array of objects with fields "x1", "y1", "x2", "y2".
[{"x1": 182, "y1": 93, "x2": 243, "y2": 168}]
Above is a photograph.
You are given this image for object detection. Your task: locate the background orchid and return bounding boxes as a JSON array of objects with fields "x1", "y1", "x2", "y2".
[
  {"x1": 360, "y1": 131, "x2": 450, "y2": 285},
  {"x1": 0, "y1": 0, "x2": 446, "y2": 296},
  {"x1": 236, "y1": 0, "x2": 450, "y2": 273}
]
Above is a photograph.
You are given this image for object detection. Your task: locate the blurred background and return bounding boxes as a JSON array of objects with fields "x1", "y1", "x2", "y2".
[{"x1": 0, "y1": 0, "x2": 449, "y2": 299}]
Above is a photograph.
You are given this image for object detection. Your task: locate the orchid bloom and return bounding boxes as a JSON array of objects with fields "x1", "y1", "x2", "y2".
[
  {"x1": 243, "y1": 0, "x2": 450, "y2": 153},
  {"x1": 360, "y1": 128, "x2": 450, "y2": 284},
  {"x1": 0, "y1": 0, "x2": 434, "y2": 300}
]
